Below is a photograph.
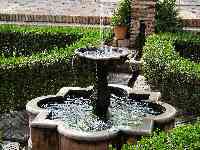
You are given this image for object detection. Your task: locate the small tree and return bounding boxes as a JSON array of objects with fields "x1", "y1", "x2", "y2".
[
  {"x1": 155, "y1": 0, "x2": 183, "y2": 32},
  {"x1": 111, "y1": 0, "x2": 131, "y2": 27}
]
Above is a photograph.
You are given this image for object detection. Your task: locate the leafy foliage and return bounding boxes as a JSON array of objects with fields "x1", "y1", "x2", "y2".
[
  {"x1": 155, "y1": 0, "x2": 183, "y2": 32},
  {"x1": 134, "y1": 122, "x2": 200, "y2": 150},
  {"x1": 143, "y1": 32, "x2": 200, "y2": 114},
  {"x1": 0, "y1": 25, "x2": 112, "y2": 113},
  {"x1": 0, "y1": 25, "x2": 112, "y2": 66},
  {"x1": 0, "y1": 32, "x2": 82, "y2": 57},
  {"x1": 109, "y1": 122, "x2": 200, "y2": 150},
  {"x1": 111, "y1": 0, "x2": 131, "y2": 27}
]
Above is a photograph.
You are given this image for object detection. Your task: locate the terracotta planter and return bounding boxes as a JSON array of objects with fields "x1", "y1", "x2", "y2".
[{"x1": 113, "y1": 26, "x2": 128, "y2": 40}]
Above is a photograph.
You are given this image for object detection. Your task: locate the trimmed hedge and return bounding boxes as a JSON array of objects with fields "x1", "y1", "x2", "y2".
[
  {"x1": 108, "y1": 122, "x2": 200, "y2": 149},
  {"x1": 0, "y1": 25, "x2": 112, "y2": 113},
  {"x1": 121, "y1": 122, "x2": 200, "y2": 150},
  {"x1": 143, "y1": 32, "x2": 200, "y2": 114},
  {"x1": 0, "y1": 32, "x2": 82, "y2": 57}
]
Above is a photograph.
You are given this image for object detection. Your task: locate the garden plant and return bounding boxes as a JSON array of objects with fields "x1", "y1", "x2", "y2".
[
  {"x1": 155, "y1": 0, "x2": 183, "y2": 32},
  {"x1": 118, "y1": 121, "x2": 200, "y2": 150},
  {"x1": 111, "y1": 0, "x2": 131, "y2": 39}
]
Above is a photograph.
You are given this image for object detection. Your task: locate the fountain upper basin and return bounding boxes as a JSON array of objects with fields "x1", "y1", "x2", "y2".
[{"x1": 75, "y1": 46, "x2": 129, "y2": 61}]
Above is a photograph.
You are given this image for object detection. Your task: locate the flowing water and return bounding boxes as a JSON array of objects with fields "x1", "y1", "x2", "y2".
[
  {"x1": 41, "y1": 93, "x2": 162, "y2": 132},
  {"x1": 99, "y1": 2, "x2": 105, "y2": 47}
]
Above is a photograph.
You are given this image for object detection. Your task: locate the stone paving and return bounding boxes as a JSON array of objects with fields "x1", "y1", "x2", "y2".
[
  {"x1": 0, "y1": 0, "x2": 199, "y2": 19},
  {"x1": 0, "y1": 0, "x2": 118, "y2": 17},
  {"x1": 0, "y1": 0, "x2": 199, "y2": 26},
  {"x1": 0, "y1": 111, "x2": 29, "y2": 142},
  {"x1": 0, "y1": 111, "x2": 29, "y2": 150},
  {"x1": 176, "y1": 0, "x2": 200, "y2": 19}
]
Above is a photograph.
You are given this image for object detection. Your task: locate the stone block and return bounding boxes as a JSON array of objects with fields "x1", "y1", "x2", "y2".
[
  {"x1": 118, "y1": 39, "x2": 130, "y2": 48},
  {"x1": 112, "y1": 38, "x2": 130, "y2": 48}
]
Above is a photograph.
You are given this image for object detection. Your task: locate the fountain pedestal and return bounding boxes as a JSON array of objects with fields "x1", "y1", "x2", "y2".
[{"x1": 92, "y1": 61, "x2": 110, "y2": 118}]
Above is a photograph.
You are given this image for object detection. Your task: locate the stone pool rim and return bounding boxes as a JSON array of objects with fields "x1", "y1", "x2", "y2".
[
  {"x1": 31, "y1": 110, "x2": 154, "y2": 142},
  {"x1": 26, "y1": 84, "x2": 176, "y2": 141}
]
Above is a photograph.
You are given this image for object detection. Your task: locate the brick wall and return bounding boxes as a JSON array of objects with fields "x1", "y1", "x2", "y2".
[
  {"x1": 182, "y1": 19, "x2": 200, "y2": 27},
  {"x1": 130, "y1": 0, "x2": 156, "y2": 47},
  {"x1": 0, "y1": 14, "x2": 111, "y2": 25}
]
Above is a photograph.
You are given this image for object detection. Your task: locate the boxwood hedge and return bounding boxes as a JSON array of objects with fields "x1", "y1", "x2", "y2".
[
  {"x1": 120, "y1": 122, "x2": 200, "y2": 150},
  {"x1": 108, "y1": 122, "x2": 200, "y2": 149},
  {"x1": 143, "y1": 32, "x2": 200, "y2": 114},
  {"x1": 0, "y1": 25, "x2": 112, "y2": 113},
  {"x1": 0, "y1": 31, "x2": 82, "y2": 57}
]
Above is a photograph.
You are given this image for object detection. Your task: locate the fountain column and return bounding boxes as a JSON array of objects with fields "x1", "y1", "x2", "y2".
[
  {"x1": 75, "y1": 47, "x2": 129, "y2": 119},
  {"x1": 93, "y1": 61, "x2": 110, "y2": 119}
]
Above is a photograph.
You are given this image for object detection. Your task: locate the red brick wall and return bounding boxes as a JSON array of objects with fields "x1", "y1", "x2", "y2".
[
  {"x1": 130, "y1": 0, "x2": 156, "y2": 47},
  {"x1": 182, "y1": 19, "x2": 200, "y2": 27}
]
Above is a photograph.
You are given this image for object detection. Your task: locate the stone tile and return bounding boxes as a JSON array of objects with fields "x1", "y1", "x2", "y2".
[
  {"x1": 0, "y1": 0, "x2": 119, "y2": 17},
  {"x1": 176, "y1": 0, "x2": 200, "y2": 19},
  {"x1": 132, "y1": 75, "x2": 151, "y2": 92},
  {"x1": 0, "y1": 111, "x2": 29, "y2": 142},
  {"x1": 108, "y1": 73, "x2": 132, "y2": 85},
  {"x1": 2, "y1": 142, "x2": 20, "y2": 150}
]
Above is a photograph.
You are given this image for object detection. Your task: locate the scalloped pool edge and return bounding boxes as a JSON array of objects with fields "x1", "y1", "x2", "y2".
[{"x1": 27, "y1": 84, "x2": 176, "y2": 142}]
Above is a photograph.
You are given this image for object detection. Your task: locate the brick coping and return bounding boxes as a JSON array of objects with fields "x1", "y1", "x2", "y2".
[
  {"x1": 1, "y1": 13, "x2": 200, "y2": 27},
  {"x1": 182, "y1": 19, "x2": 200, "y2": 27},
  {"x1": 0, "y1": 13, "x2": 111, "y2": 25}
]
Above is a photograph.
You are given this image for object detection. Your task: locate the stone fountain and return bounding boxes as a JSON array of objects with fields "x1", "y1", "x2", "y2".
[{"x1": 26, "y1": 45, "x2": 176, "y2": 150}]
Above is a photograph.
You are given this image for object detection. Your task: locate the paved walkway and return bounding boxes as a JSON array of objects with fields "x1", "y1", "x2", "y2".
[
  {"x1": 0, "y1": 0, "x2": 199, "y2": 26},
  {"x1": 176, "y1": 0, "x2": 200, "y2": 19},
  {"x1": 0, "y1": 0, "x2": 118, "y2": 17},
  {"x1": 0, "y1": 0, "x2": 199, "y2": 18}
]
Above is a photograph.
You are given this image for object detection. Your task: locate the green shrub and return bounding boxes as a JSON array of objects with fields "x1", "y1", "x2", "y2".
[
  {"x1": 133, "y1": 122, "x2": 200, "y2": 150},
  {"x1": 0, "y1": 25, "x2": 112, "y2": 113},
  {"x1": 143, "y1": 32, "x2": 200, "y2": 114},
  {"x1": 0, "y1": 32, "x2": 82, "y2": 57},
  {"x1": 155, "y1": 0, "x2": 183, "y2": 32},
  {"x1": 109, "y1": 122, "x2": 200, "y2": 150},
  {"x1": 111, "y1": 0, "x2": 131, "y2": 27},
  {"x1": 174, "y1": 34, "x2": 200, "y2": 63}
]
